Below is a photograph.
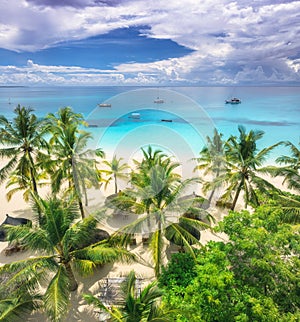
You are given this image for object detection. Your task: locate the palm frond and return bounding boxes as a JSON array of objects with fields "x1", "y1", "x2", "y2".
[
  {"x1": 62, "y1": 215, "x2": 98, "y2": 252},
  {"x1": 73, "y1": 243, "x2": 136, "y2": 266},
  {"x1": 83, "y1": 294, "x2": 123, "y2": 321},
  {"x1": 5, "y1": 224, "x2": 53, "y2": 253},
  {"x1": 0, "y1": 157, "x2": 18, "y2": 183},
  {"x1": 165, "y1": 223, "x2": 198, "y2": 256},
  {"x1": 71, "y1": 259, "x2": 96, "y2": 277},
  {"x1": 0, "y1": 294, "x2": 42, "y2": 322},
  {"x1": 44, "y1": 265, "x2": 70, "y2": 322},
  {"x1": 0, "y1": 256, "x2": 58, "y2": 292}
]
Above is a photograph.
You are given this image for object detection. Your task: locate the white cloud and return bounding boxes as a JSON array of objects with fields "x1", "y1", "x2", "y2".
[{"x1": 0, "y1": 0, "x2": 299, "y2": 84}]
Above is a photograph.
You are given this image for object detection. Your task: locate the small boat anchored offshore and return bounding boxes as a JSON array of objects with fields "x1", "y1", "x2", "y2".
[
  {"x1": 129, "y1": 113, "x2": 140, "y2": 119},
  {"x1": 154, "y1": 97, "x2": 164, "y2": 104},
  {"x1": 98, "y1": 103, "x2": 112, "y2": 108},
  {"x1": 225, "y1": 98, "x2": 241, "y2": 104}
]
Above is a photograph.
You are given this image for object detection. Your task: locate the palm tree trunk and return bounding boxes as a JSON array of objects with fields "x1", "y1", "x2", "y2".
[
  {"x1": 206, "y1": 169, "x2": 220, "y2": 208},
  {"x1": 64, "y1": 262, "x2": 78, "y2": 291},
  {"x1": 146, "y1": 207, "x2": 151, "y2": 233},
  {"x1": 231, "y1": 181, "x2": 243, "y2": 211},
  {"x1": 83, "y1": 184, "x2": 88, "y2": 207},
  {"x1": 29, "y1": 163, "x2": 43, "y2": 224},
  {"x1": 71, "y1": 159, "x2": 85, "y2": 218},
  {"x1": 200, "y1": 188, "x2": 215, "y2": 210},
  {"x1": 78, "y1": 197, "x2": 85, "y2": 219},
  {"x1": 114, "y1": 173, "x2": 118, "y2": 194}
]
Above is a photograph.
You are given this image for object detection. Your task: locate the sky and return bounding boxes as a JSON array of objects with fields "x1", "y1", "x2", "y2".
[{"x1": 0, "y1": 0, "x2": 299, "y2": 86}]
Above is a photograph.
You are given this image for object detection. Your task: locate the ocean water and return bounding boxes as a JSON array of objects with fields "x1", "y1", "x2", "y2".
[{"x1": 0, "y1": 86, "x2": 299, "y2": 167}]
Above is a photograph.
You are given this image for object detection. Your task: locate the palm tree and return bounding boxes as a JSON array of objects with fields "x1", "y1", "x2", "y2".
[
  {"x1": 135, "y1": 145, "x2": 168, "y2": 169},
  {"x1": 0, "y1": 196, "x2": 135, "y2": 322},
  {"x1": 262, "y1": 141, "x2": 300, "y2": 222},
  {"x1": 46, "y1": 107, "x2": 104, "y2": 218},
  {"x1": 101, "y1": 155, "x2": 130, "y2": 194},
  {"x1": 275, "y1": 141, "x2": 300, "y2": 191},
  {"x1": 215, "y1": 125, "x2": 280, "y2": 210},
  {"x1": 0, "y1": 105, "x2": 48, "y2": 200},
  {"x1": 194, "y1": 129, "x2": 225, "y2": 206},
  {"x1": 112, "y1": 148, "x2": 211, "y2": 277},
  {"x1": 83, "y1": 270, "x2": 173, "y2": 321}
]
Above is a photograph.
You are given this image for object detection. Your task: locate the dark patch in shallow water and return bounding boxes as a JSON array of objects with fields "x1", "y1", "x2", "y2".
[{"x1": 214, "y1": 117, "x2": 297, "y2": 127}]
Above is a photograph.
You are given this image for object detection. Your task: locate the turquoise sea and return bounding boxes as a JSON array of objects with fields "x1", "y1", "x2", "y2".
[{"x1": 0, "y1": 86, "x2": 299, "y2": 167}]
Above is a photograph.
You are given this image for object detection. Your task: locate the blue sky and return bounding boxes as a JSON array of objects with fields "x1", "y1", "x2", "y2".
[{"x1": 0, "y1": 0, "x2": 299, "y2": 86}]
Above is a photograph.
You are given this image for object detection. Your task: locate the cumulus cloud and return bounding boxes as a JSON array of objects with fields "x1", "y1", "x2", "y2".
[
  {"x1": 0, "y1": 0, "x2": 299, "y2": 85},
  {"x1": 26, "y1": 0, "x2": 127, "y2": 8}
]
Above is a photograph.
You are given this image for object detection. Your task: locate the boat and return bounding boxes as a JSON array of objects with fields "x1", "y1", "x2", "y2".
[
  {"x1": 225, "y1": 97, "x2": 241, "y2": 104},
  {"x1": 154, "y1": 98, "x2": 164, "y2": 104},
  {"x1": 129, "y1": 113, "x2": 140, "y2": 119},
  {"x1": 161, "y1": 119, "x2": 172, "y2": 122},
  {"x1": 98, "y1": 103, "x2": 111, "y2": 108}
]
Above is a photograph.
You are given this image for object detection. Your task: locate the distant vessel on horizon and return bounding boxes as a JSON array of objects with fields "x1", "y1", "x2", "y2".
[
  {"x1": 98, "y1": 103, "x2": 111, "y2": 108},
  {"x1": 154, "y1": 97, "x2": 164, "y2": 104},
  {"x1": 225, "y1": 97, "x2": 241, "y2": 104},
  {"x1": 129, "y1": 112, "x2": 140, "y2": 119}
]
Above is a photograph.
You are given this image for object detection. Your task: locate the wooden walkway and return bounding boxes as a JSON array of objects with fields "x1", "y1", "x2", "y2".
[{"x1": 95, "y1": 277, "x2": 144, "y2": 306}]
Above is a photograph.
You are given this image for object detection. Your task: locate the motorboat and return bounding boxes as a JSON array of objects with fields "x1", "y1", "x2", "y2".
[
  {"x1": 225, "y1": 97, "x2": 241, "y2": 104},
  {"x1": 161, "y1": 119, "x2": 172, "y2": 122}
]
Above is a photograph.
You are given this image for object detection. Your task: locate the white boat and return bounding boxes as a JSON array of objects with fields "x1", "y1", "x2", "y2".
[
  {"x1": 130, "y1": 113, "x2": 140, "y2": 119},
  {"x1": 98, "y1": 103, "x2": 112, "y2": 108},
  {"x1": 225, "y1": 97, "x2": 241, "y2": 104}
]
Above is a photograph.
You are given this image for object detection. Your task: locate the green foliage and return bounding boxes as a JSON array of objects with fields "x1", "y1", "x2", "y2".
[
  {"x1": 112, "y1": 146, "x2": 209, "y2": 277},
  {"x1": 159, "y1": 253, "x2": 197, "y2": 290},
  {"x1": 253, "y1": 189, "x2": 300, "y2": 224},
  {"x1": 0, "y1": 105, "x2": 49, "y2": 201},
  {"x1": 101, "y1": 155, "x2": 130, "y2": 193},
  {"x1": 210, "y1": 125, "x2": 281, "y2": 210},
  {"x1": 45, "y1": 106, "x2": 103, "y2": 218},
  {"x1": 161, "y1": 208, "x2": 300, "y2": 321}
]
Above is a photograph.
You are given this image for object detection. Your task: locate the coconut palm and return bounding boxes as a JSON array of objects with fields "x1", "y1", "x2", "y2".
[
  {"x1": 101, "y1": 155, "x2": 130, "y2": 194},
  {"x1": 112, "y1": 148, "x2": 211, "y2": 277},
  {"x1": 135, "y1": 145, "x2": 168, "y2": 169},
  {"x1": 0, "y1": 105, "x2": 48, "y2": 200},
  {"x1": 215, "y1": 125, "x2": 280, "y2": 210},
  {"x1": 0, "y1": 196, "x2": 135, "y2": 322},
  {"x1": 83, "y1": 270, "x2": 173, "y2": 321},
  {"x1": 194, "y1": 129, "x2": 226, "y2": 206},
  {"x1": 261, "y1": 141, "x2": 300, "y2": 222},
  {"x1": 46, "y1": 107, "x2": 104, "y2": 218},
  {"x1": 274, "y1": 141, "x2": 300, "y2": 191}
]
